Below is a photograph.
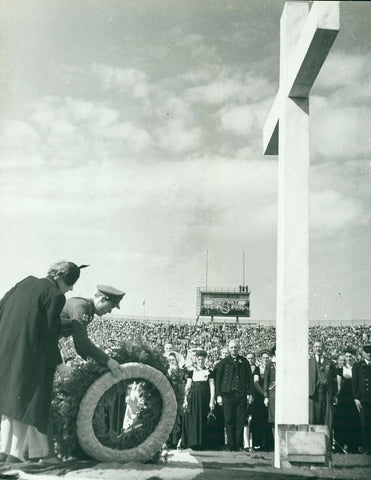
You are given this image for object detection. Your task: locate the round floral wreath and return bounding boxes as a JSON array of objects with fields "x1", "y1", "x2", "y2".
[{"x1": 76, "y1": 362, "x2": 177, "y2": 462}]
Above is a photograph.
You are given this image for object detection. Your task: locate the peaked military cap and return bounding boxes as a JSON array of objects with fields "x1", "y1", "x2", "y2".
[
  {"x1": 97, "y1": 285, "x2": 125, "y2": 309},
  {"x1": 362, "y1": 343, "x2": 371, "y2": 353}
]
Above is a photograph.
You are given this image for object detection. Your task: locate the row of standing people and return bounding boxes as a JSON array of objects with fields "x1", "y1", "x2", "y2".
[
  {"x1": 166, "y1": 339, "x2": 371, "y2": 456},
  {"x1": 166, "y1": 340, "x2": 276, "y2": 452},
  {"x1": 309, "y1": 341, "x2": 371, "y2": 455}
]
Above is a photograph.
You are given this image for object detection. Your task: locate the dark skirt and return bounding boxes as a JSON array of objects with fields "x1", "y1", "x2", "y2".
[
  {"x1": 207, "y1": 404, "x2": 225, "y2": 449},
  {"x1": 334, "y1": 378, "x2": 361, "y2": 451},
  {"x1": 251, "y1": 392, "x2": 268, "y2": 448},
  {"x1": 182, "y1": 381, "x2": 210, "y2": 449}
]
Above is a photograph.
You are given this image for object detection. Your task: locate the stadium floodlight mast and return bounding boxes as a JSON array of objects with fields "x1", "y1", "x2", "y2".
[{"x1": 263, "y1": 1, "x2": 339, "y2": 468}]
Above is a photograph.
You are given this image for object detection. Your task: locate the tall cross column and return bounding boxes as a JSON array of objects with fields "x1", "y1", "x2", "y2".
[{"x1": 263, "y1": 1, "x2": 339, "y2": 468}]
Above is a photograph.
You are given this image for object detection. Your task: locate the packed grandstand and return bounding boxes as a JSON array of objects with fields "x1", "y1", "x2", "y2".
[{"x1": 59, "y1": 316, "x2": 371, "y2": 368}]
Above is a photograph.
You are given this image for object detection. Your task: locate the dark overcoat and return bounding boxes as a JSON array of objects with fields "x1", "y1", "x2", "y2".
[
  {"x1": 215, "y1": 355, "x2": 253, "y2": 396},
  {"x1": 352, "y1": 360, "x2": 371, "y2": 403},
  {"x1": 0, "y1": 276, "x2": 65, "y2": 433},
  {"x1": 263, "y1": 360, "x2": 276, "y2": 423},
  {"x1": 308, "y1": 357, "x2": 337, "y2": 398}
]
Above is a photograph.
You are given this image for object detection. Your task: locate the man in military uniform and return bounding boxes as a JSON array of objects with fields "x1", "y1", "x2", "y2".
[
  {"x1": 59, "y1": 284, "x2": 125, "y2": 375},
  {"x1": 215, "y1": 339, "x2": 254, "y2": 451},
  {"x1": 352, "y1": 344, "x2": 371, "y2": 454}
]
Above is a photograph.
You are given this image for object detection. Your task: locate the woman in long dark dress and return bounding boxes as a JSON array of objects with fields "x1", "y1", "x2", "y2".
[
  {"x1": 244, "y1": 352, "x2": 259, "y2": 451},
  {"x1": 181, "y1": 349, "x2": 215, "y2": 450},
  {"x1": 253, "y1": 349, "x2": 271, "y2": 450},
  {"x1": 0, "y1": 261, "x2": 83, "y2": 463},
  {"x1": 166, "y1": 352, "x2": 186, "y2": 448},
  {"x1": 334, "y1": 347, "x2": 361, "y2": 453},
  {"x1": 247, "y1": 351, "x2": 269, "y2": 451}
]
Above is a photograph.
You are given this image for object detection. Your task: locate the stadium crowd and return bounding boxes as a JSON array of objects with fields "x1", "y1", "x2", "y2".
[
  {"x1": 58, "y1": 317, "x2": 371, "y2": 455},
  {"x1": 83, "y1": 318, "x2": 370, "y2": 368}
]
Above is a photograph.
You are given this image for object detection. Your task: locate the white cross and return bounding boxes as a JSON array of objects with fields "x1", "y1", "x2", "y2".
[{"x1": 263, "y1": 1, "x2": 339, "y2": 468}]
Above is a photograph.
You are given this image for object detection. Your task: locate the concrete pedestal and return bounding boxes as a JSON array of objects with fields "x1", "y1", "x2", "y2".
[{"x1": 277, "y1": 424, "x2": 331, "y2": 468}]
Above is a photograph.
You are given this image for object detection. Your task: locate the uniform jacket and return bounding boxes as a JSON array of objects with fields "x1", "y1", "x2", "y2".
[
  {"x1": 59, "y1": 297, "x2": 109, "y2": 366},
  {"x1": 215, "y1": 355, "x2": 253, "y2": 397},
  {"x1": 308, "y1": 356, "x2": 337, "y2": 399},
  {"x1": 0, "y1": 276, "x2": 65, "y2": 433},
  {"x1": 263, "y1": 360, "x2": 276, "y2": 398},
  {"x1": 352, "y1": 360, "x2": 371, "y2": 403}
]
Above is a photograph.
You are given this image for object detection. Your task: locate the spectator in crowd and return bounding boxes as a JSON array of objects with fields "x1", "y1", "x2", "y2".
[
  {"x1": 166, "y1": 352, "x2": 186, "y2": 449},
  {"x1": 253, "y1": 349, "x2": 271, "y2": 451},
  {"x1": 263, "y1": 345, "x2": 276, "y2": 444},
  {"x1": 215, "y1": 339, "x2": 253, "y2": 451},
  {"x1": 244, "y1": 352, "x2": 258, "y2": 452},
  {"x1": 0, "y1": 261, "x2": 84, "y2": 464},
  {"x1": 334, "y1": 347, "x2": 360, "y2": 453},
  {"x1": 308, "y1": 341, "x2": 337, "y2": 437},
  {"x1": 164, "y1": 342, "x2": 185, "y2": 368},
  {"x1": 209, "y1": 347, "x2": 229, "y2": 450},
  {"x1": 181, "y1": 350, "x2": 215, "y2": 450},
  {"x1": 352, "y1": 343, "x2": 371, "y2": 454},
  {"x1": 337, "y1": 354, "x2": 346, "y2": 369}
]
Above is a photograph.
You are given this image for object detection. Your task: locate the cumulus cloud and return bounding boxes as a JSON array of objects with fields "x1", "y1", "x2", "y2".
[
  {"x1": 92, "y1": 63, "x2": 151, "y2": 99},
  {"x1": 185, "y1": 69, "x2": 272, "y2": 105},
  {"x1": 310, "y1": 190, "x2": 369, "y2": 235},
  {"x1": 0, "y1": 120, "x2": 42, "y2": 168},
  {"x1": 316, "y1": 52, "x2": 371, "y2": 99},
  {"x1": 311, "y1": 100, "x2": 371, "y2": 159},
  {"x1": 154, "y1": 118, "x2": 202, "y2": 154},
  {"x1": 0, "y1": 96, "x2": 153, "y2": 170},
  {"x1": 218, "y1": 104, "x2": 257, "y2": 136},
  {"x1": 310, "y1": 50, "x2": 371, "y2": 160}
]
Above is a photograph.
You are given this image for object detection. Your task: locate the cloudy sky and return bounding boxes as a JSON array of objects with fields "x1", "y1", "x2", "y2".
[{"x1": 0, "y1": 0, "x2": 370, "y2": 321}]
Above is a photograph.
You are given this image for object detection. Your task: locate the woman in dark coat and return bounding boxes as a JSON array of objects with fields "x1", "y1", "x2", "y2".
[{"x1": 0, "y1": 261, "x2": 84, "y2": 463}]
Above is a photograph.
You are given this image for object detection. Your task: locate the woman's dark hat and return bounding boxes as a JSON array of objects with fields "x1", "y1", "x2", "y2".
[
  {"x1": 258, "y1": 348, "x2": 270, "y2": 356},
  {"x1": 48, "y1": 261, "x2": 89, "y2": 286},
  {"x1": 97, "y1": 285, "x2": 125, "y2": 309},
  {"x1": 343, "y1": 345, "x2": 355, "y2": 355},
  {"x1": 194, "y1": 349, "x2": 207, "y2": 358}
]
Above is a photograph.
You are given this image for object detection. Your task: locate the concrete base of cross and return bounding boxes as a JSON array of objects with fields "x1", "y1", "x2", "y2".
[{"x1": 276, "y1": 424, "x2": 331, "y2": 469}]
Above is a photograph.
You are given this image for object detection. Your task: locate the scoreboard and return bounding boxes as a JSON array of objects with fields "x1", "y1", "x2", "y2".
[{"x1": 197, "y1": 286, "x2": 250, "y2": 318}]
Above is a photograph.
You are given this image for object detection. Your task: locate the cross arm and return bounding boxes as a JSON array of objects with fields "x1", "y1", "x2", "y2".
[
  {"x1": 288, "y1": 1, "x2": 339, "y2": 98},
  {"x1": 262, "y1": 1, "x2": 339, "y2": 156},
  {"x1": 263, "y1": 92, "x2": 279, "y2": 156}
]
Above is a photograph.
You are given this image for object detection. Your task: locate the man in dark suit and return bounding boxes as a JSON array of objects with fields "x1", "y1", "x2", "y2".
[
  {"x1": 309, "y1": 341, "x2": 337, "y2": 434},
  {"x1": 215, "y1": 339, "x2": 254, "y2": 451},
  {"x1": 352, "y1": 343, "x2": 371, "y2": 454}
]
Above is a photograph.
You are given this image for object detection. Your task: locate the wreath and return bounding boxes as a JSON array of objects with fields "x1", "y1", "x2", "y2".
[
  {"x1": 51, "y1": 341, "x2": 180, "y2": 462},
  {"x1": 77, "y1": 363, "x2": 176, "y2": 462}
]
